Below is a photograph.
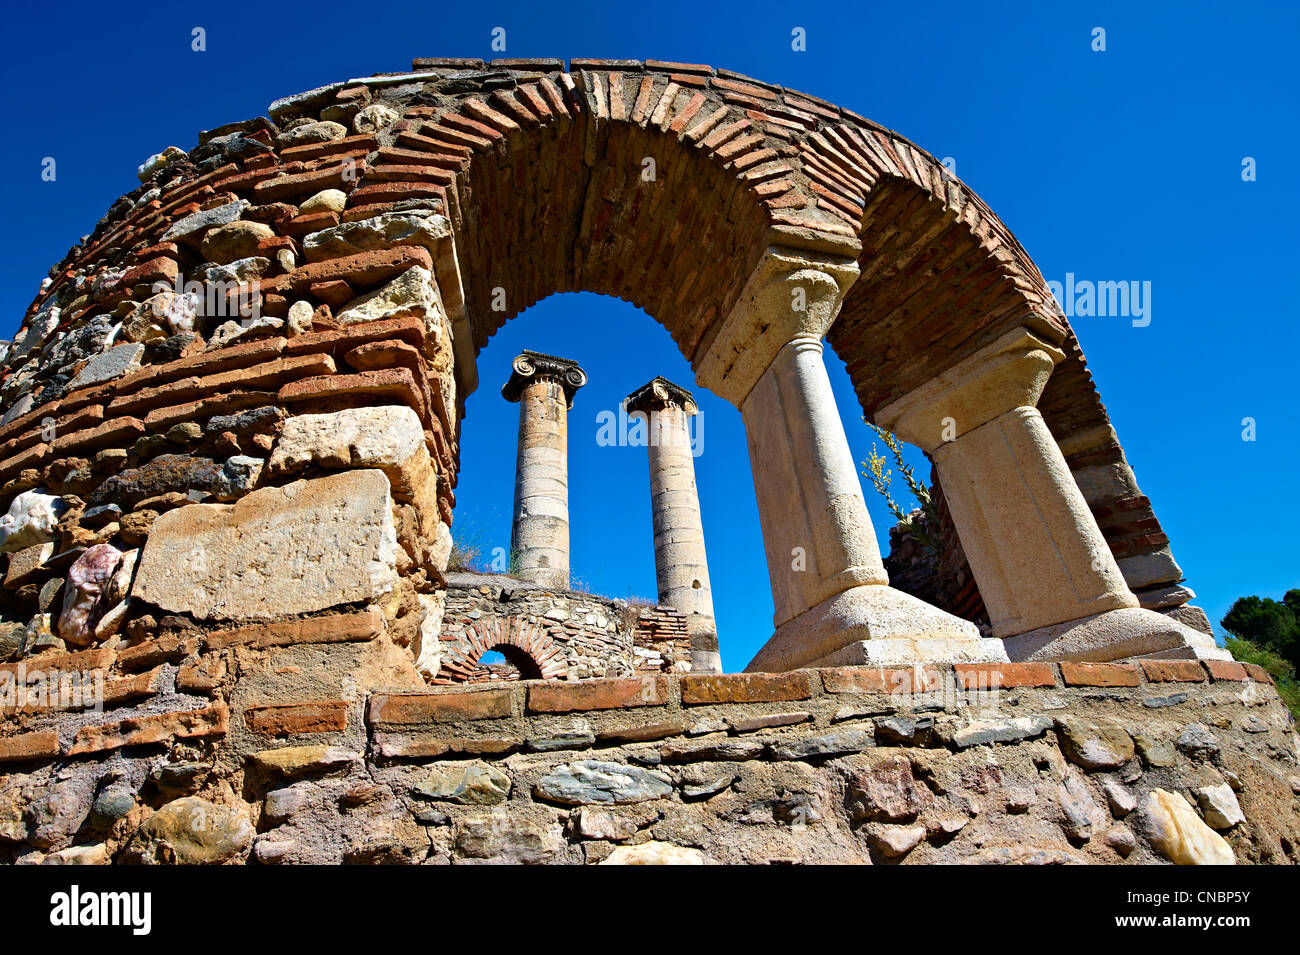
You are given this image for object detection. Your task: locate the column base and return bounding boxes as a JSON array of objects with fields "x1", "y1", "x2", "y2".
[
  {"x1": 744, "y1": 585, "x2": 1003, "y2": 672},
  {"x1": 1002, "y1": 607, "x2": 1232, "y2": 663}
]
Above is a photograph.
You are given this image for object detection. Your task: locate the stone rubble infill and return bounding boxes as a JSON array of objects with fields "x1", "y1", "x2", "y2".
[{"x1": 0, "y1": 658, "x2": 1295, "y2": 863}]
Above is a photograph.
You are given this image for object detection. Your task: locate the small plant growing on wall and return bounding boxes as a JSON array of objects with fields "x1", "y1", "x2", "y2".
[{"x1": 861, "y1": 421, "x2": 941, "y2": 558}]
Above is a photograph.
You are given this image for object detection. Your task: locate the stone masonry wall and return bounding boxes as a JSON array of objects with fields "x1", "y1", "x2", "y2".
[
  {"x1": 1, "y1": 650, "x2": 1296, "y2": 864},
  {"x1": 436, "y1": 571, "x2": 691, "y2": 684}
]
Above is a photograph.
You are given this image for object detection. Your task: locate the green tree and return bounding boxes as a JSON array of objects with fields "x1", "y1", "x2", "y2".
[{"x1": 1220, "y1": 593, "x2": 1300, "y2": 669}]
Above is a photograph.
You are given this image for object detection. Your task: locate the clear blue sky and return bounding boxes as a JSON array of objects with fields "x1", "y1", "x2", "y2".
[{"x1": 1, "y1": 1, "x2": 1295, "y2": 670}]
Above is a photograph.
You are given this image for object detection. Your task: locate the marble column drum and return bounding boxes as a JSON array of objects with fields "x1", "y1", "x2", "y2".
[
  {"x1": 502, "y1": 351, "x2": 587, "y2": 590},
  {"x1": 625, "y1": 377, "x2": 721, "y2": 673}
]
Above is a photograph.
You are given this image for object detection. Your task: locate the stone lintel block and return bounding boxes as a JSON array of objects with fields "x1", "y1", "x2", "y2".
[
  {"x1": 368, "y1": 687, "x2": 515, "y2": 725},
  {"x1": 680, "y1": 670, "x2": 811, "y2": 705},
  {"x1": 694, "y1": 245, "x2": 859, "y2": 408},
  {"x1": 527, "y1": 675, "x2": 669, "y2": 713},
  {"x1": 875, "y1": 326, "x2": 1066, "y2": 451}
]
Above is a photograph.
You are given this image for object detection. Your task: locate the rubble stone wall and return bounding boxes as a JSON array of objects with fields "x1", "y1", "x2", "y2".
[
  {"x1": 436, "y1": 572, "x2": 692, "y2": 683},
  {"x1": 1, "y1": 655, "x2": 1295, "y2": 864}
]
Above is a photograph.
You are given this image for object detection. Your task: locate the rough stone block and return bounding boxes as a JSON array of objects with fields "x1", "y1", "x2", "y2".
[
  {"x1": 132, "y1": 469, "x2": 398, "y2": 621},
  {"x1": 268, "y1": 405, "x2": 437, "y2": 527}
]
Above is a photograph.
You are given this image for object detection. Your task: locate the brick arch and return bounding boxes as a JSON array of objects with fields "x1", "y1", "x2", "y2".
[
  {"x1": 302, "y1": 59, "x2": 1065, "y2": 407},
  {"x1": 438, "y1": 617, "x2": 567, "y2": 683},
  {"x1": 0, "y1": 57, "x2": 1202, "y2": 680}
]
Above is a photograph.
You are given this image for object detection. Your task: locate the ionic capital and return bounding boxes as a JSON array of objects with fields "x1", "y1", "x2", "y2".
[
  {"x1": 694, "y1": 246, "x2": 858, "y2": 407},
  {"x1": 875, "y1": 327, "x2": 1065, "y2": 452},
  {"x1": 501, "y1": 349, "x2": 588, "y2": 408},
  {"x1": 624, "y1": 376, "x2": 698, "y2": 417}
]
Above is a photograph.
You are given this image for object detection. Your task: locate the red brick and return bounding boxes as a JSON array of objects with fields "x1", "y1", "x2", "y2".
[
  {"x1": 107, "y1": 377, "x2": 204, "y2": 417},
  {"x1": 1059, "y1": 661, "x2": 1141, "y2": 687},
  {"x1": 680, "y1": 671, "x2": 811, "y2": 705},
  {"x1": 245, "y1": 700, "x2": 349, "y2": 735},
  {"x1": 281, "y1": 211, "x2": 340, "y2": 238},
  {"x1": 1139, "y1": 659, "x2": 1207, "y2": 683},
  {"x1": 284, "y1": 316, "x2": 426, "y2": 355},
  {"x1": 177, "y1": 656, "x2": 225, "y2": 694},
  {"x1": 1205, "y1": 659, "x2": 1249, "y2": 682},
  {"x1": 278, "y1": 368, "x2": 426, "y2": 421},
  {"x1": 202, "y1": 353, "x2": 335, "y2": 392},
  {"x1": 0, "y1": 441, "x2": 51, "y2": 480},
  {"x1": 253, "y1": 161, "x2": 366, "y2": 202},
  {"x1": 819, "y1": 666, "x2": 942, "y2": 695},
  {"x1": 1241, "y1": 663, "x2": 1275, "y2": 685},
  {"x1": 280, "y1": 134, "x2": 378, "y2": 163},
  {"x1": 101, "y1": 667, "x2": 164, "y2": 707},
  {"x1": 0, "y1": 647, "x2": 115, "y2": 680},
  {"x1": 0, "y1": 730, "x2": 61, "y2": 762},
  {"x1": 368, "y1": 687, "x2": 514, "y2": 724},
  {"x1": 527, "y1": 676, "x2": 668, "y2": 713},
  {"x1": 309, "y1": 280, "x2": 354, "y2": 308},
  {"x1": 67, "y1": 703, "x2": 229, "y2": 755},
  {"x1": 50, "y1": 416, "x2": 146, "y2": 458},
  {"x1": 348, "y1": 182, "x2": 447, "y2": 205},
  {"x1": 121, "y1": 256, "x2": 179, "y2": 288},
  {"x1": 280, "y1": 246, "x2": 431, "y2": 293},
  {"x1": 954, "y1": 663, "x2": 1056, "y2": 689},
  {"x1": 117, "y1": 634, "x2": 197, "y2": 671},
  {"x1": 205, "y1": 610, "x2": 385, "y2": 650}
]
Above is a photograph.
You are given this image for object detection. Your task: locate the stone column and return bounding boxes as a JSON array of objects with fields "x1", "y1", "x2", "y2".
[
  {"x1": 696, "y1": 247, "x2": 1005, "y2": 671},
  {"x1": 625, "y1": 377, "x2": 721, "y2": 673},
  {"x1": 502, "y1": 350, "x2": 587, "y2": 590},
  {"x1": 877, "y1": 327, "x2": 1227, "y2": 662}
]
